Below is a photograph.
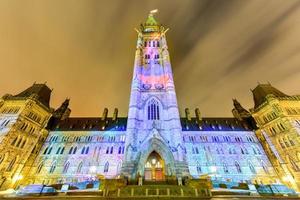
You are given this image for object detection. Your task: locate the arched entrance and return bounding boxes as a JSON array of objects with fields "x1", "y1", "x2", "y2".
[{"x1": 144, "y1": 151, "x2": 165, "y2": 181}]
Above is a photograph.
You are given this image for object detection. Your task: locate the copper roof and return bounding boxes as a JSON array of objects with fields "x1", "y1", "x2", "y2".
[{"x1": 252, "y1": 83, "x2": 289, "y2": 109}]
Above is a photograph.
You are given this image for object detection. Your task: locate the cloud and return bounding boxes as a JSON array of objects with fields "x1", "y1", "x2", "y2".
[{"x1": 0, "y1": 0, "x2": 299, "y2": 117}]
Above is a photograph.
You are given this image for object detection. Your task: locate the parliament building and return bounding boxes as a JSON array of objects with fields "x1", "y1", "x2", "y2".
[{"x1": 0, "y1": 12, "x2": 299, "y2": 192}]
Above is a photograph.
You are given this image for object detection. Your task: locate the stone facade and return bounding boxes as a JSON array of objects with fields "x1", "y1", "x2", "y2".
[
  {"x1": 0, "y1": 84, "x2": 52, "y2": 189},
  {"x1": 250, "y1": 83, "x2": 300, "y2": 191}
]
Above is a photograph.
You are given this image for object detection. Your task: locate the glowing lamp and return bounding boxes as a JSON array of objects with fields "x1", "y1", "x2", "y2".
[
  {"x1": 282, "y1": 175, "x2": 294, "y2": 183},
  {"x1": 151, "y1": 158, "x2": 156, "y2": 165},
  {"x1": 90, "y1": 166, "x2": 97, "y2": 173},
  {"x1": 210, "y1": 166, "x2": 217, "y2": 173},
  {"x1": 12, "y1": 174, "x2": 23, "y2": 183}
]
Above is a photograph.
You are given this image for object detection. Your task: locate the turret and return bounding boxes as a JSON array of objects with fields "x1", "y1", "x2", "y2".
[
  {"x1": 102, "y1": 108, "x2": 108, "y2": 121},
  {"x1": 46, "y1": 98, "x2": 71, "y2": 129},
  {"x1": 195, "y1": 108, "x2": 202, "y2": 124},
  {"x1": 232, "y1": 99, "x2": 257, "y2": 129},
  {"x1": 113, "y1": 108, "x2": 118, "y2": 121},
  {"x1": 185, "y1": 108, "x2": 191, "y2": 121}
]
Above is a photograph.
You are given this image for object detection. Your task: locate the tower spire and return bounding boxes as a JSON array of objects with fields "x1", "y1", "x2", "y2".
[{"x1": 122, "y1": 11, "x2": 189, "y2": 179}]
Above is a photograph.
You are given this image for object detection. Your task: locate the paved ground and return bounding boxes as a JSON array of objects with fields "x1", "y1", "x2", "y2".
[{"x1": 1, "y1": 195, "x2": 300, "y2": 200}]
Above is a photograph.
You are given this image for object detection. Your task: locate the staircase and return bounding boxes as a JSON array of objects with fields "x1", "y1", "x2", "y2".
[{"x1": 104, "y1": 184, "x2": 212, "y2": 199}]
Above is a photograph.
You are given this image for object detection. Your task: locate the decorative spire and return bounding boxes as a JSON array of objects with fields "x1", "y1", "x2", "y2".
[{"x1": 142, "y1": 9, "x2": 160, "y2": 32}]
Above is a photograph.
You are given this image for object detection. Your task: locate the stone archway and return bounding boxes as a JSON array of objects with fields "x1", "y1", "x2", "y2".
[
  {"x1": 144, "y1": 151, "x2": 165, "y2": 181},
  {"x1": 136, "y1": 137, "x2": 176, "y2": 180}
]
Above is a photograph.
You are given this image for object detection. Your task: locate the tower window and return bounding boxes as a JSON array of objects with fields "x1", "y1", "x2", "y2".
[{"x1": 147, "y1": 99, "x2": 160, "y2": 120}]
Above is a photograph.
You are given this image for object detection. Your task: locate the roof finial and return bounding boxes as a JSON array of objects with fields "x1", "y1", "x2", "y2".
[{"x1": 150, "y1": 9, "x2": 158, "y2": 15}]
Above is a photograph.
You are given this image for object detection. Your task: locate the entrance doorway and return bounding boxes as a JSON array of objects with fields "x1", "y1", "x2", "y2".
[{"x1": 144, "y1": 151, "x2": 165, "y2": 181}]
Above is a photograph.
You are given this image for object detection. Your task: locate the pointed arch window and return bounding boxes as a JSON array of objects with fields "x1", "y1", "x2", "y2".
[
  {"x1": 63, "y1": 161, "x2": 70, "y2": 173},
  {"x1": 69, "y1": 147, "x2": 73, "y2": 154},
  {"x1": 6, "y1": 157, "x2": 16, "y2": 172},
  {"x1": 235, "y1": 161, "x2": 242, "y2": 173},
  {"x1": 16, "y1": 138, "x2": 22, "y2": 147},
  {"x1": 196, "y1": 164, "x2": 202, "y2": 174},
  {"x1": 81, "y1": 147, "x2": 86, "y2": 154},
  {"x1": 49, "y1": 161, "x2": 56, "y2": 174},
  {"x1": 248, "y1": 161, "x2": 256, "y2": 174},
  {"x1": 56, "y1": 147, "x2": 61, "y2": 154},
  {"x1": 43, "y1": 147, "x2": 49, "y2": 155},
  {"x1": 48, "y1": 147, "x2": 53, "y2": 154},
  {"x1": 147, "y1": 99, "x2": 160, "y2": 120},
  {"x1": 0, "y1": 155, "x2": 4, "y2": 165},
  {"x1": 152, "y1": 41, "x2": 155, "y2": 47},
  {"x1": 261, "y1": 160, "x2": 269, "y2": 174},
  {"x1": 104, "y1": 162, "x2": 109, "y2": 173},
  {"x1": 11, "y1": 137, "x2": 17, "y2": 146},
  {"x1": 223, "y1": 162, "x2": 229, "y2": 173},
  {"x1": 77, "y1": 161, "x2": 83, "y2": 173},
  {"x1": 60, "y1": 147, "x2": 65, "y2": 154},
  {"x1": 289, "y1": 157, "x2": 300, "y2": 172},
  {"x1": 37, "y1": 162, "x2": 43, "y2": 174},
  {"x1": 73, "y1": 146, "x2": 77, "y2": 154}
]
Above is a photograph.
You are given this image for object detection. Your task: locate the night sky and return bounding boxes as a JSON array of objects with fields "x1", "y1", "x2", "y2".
[{"x1": 0, "y1": 0, "x2": 299, "y2": 117}]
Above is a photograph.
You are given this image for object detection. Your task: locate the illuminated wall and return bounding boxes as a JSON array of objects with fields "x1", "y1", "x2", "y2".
[
  {"x1": 0, "y1": 84, "x2": 52, "y2": 190},
  {"x1": 25, "y1": 129, "x2": 126, "y2": 185},
  {"x1": 26, "y1": 13, "x2": 279, "y2": 186},
  {"x1": 251, "y1": 85, "x2": 300, "y2": 191}
]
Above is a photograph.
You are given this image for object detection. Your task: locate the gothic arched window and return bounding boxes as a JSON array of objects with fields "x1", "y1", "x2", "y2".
[
  {"x1": 261, "y1": 160, "x2": 269, "y2": 174},
  {"x1": 147, "y1": 99, "x2": 160, "y2": 120},
  {"x1": 77, "y1": 161, "x2": 83, "y2": 174},
  {"x1": 0, "y1": 155, "x2": 4, "y2": 165},
  {"x1": 56, "y1": 147, "x2": 61, "y2": 154},
  {"x1": 223, "y1": 162, "x2": 229, "y2": 173},
  {"x1": 11, "y1": 137, "x2": 17, "y2": 146},
  {"x1": 81, "y1": 147, "x2": 85, "y2": 154},
  {"x1": 63, "y1": 161, "x2": 70, "y2": 173},
  {"x1": 196, "y1": 164, "x2": 202, "y2": 174},
  {"x1": 152, "y1": 41, "x2": 155, "y2": 47},
  {"x1": 290, "y1": 157, "x2": 300, "y2": 172},
  {"x1": 48, "y1": 147, "x2": 53, "y2": 154},
  {"x1": 73, "y1": 146, "x2": 77, "y2": 154},
  {"x1": 104, "y1": 162, "x2": 109, "y2": 173},
  {"x1": 248, "y1": 161, "x2": 256, "y2": 174},
  {"x1": 36, "y1": 162, "x2": 43, "y2": 174},
  {"x1": 235, "y1": 161, "x2": 242, "y2": 173},
  {"x1": 49, "y1": 161, "x2": 56, "y2": 174},
  {"x1": 69, "y1": 147, "x2": 73, "y2": 154},
  {"x1": 6, "y1": 157, "x2": 16, "y2": 172},
  {"x1": 60, "y1": 147, "x2": 65, "y2": 154}
]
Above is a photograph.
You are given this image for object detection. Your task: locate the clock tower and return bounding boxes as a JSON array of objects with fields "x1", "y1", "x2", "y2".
[{"x1": 122, "y1": 11, "x2": 189, "y2": 180}]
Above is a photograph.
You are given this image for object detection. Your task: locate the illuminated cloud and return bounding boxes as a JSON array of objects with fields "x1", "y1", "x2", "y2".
[{"x1": 0, "y1": 0, "x2": 299, "y2": 116}]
